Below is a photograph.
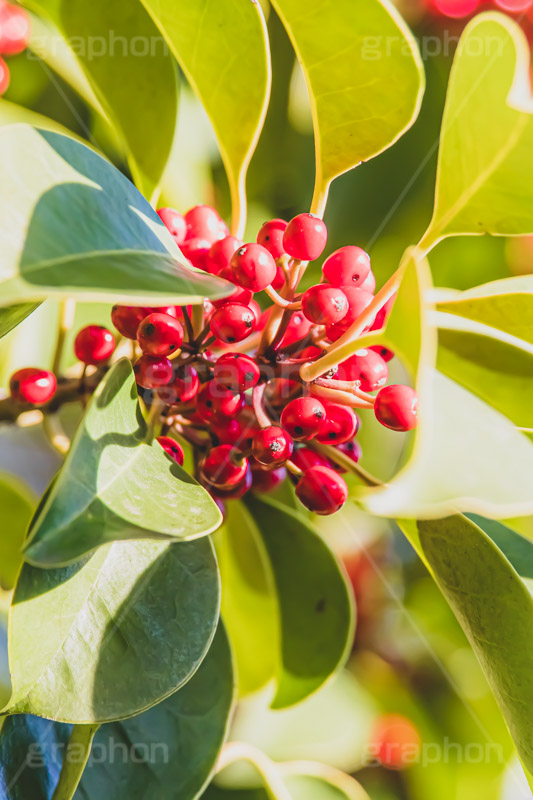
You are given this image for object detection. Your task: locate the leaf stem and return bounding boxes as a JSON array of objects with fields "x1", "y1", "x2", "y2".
[{"x1": 51, "y1": 724, "x2": 99, "y2": 800}]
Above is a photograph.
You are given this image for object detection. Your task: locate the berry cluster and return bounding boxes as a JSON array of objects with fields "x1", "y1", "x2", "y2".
[
  {"x1": 0, "y1": 2, "x2": 30, "y2": 95},
  {"x1": 7, "y1": 204, "x2": 419, "y2": 517}
]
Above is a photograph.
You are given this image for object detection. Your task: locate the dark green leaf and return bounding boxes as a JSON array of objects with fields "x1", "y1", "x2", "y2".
[
  {"x1": 24, "y1": 359, "x2": 222, "y2": 568},
  {"x1": 0, "y1": 623, "x2": 233, "y2": 799},
  {"x1": 4, "y1": 534, "x2": 220, "y2": 722},
  {"x1": 0, "y1": 304, "x2": 41, "y2": 340},
  {"x1": 0, "y1": 125, "x2": 231, "y2": 310},
  {"x1": 244, "y1": 495, "x2": 354, "y2": 709}
]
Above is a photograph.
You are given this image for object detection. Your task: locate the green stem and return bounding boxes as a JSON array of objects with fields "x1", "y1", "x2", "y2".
[
  {"x1": 310, "y1": 441, "x2": 383, "y2": 487},
  {"x1": 52, "y1": 299, "x2": 76, "y2": 376},
  {"x1": 51, "y1": 724, "x2": 99, "y2": 800}
]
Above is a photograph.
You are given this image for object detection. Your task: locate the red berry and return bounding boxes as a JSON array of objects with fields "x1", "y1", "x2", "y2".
[
  {"x1": 230, "y1": 243, "x2": 277, "y2": 292},
  {"x1": 374, "y1": 385, "x2": 419, "y2": 432},
  {"x1": 322, "y1": 246, "x2": 371, "y2": 287},
  {"x1": 214, "y1": 352, "x2": 260, "y2": 393},
  {"x1": 370, "y1": 715, "x2": 421, "y2": 770},
  {"x1": 185, "y1": 205, "x2": 226, "y2": 243},
  {"x1": 208, "y1": 464, "x2": 253, "y2": 500},
  {"x1": 336, "y1": 439, "x2": 362, "y2": 469},
  {"x1": 259, "y1": 309, "x2": 313, "y2": 348},
  {"x1": 291, "y1": 447, "x2": 332, "y2": 473},
  {"x1": 337, "y1": 349, "x2": 388, "y2": 392},
  {"x1": 257, "y1": 218, "x2": 287, "y2": 258},
  {"x1": 252, "y1": 464, "x2": 287, "y2": 494},
  {"x1": 283, "y1": 213, "x2": 327, "y2": 261},
  {"x1": 157, "y1": 207, "x2": 186, "y2": 243},
  {"x1": 361, "y1": 271, "x2": 376, "y2": 293},
  {"x1": 180, "y1": 237, "x2": 212, "y2": 271},
  {"x1": 211, "y1": 416, "x2": 255, "y2": 447},
  {"x1": 326, "y1": 288, "x2": 374, "y2": 341},
  {"x1": 210, "y1": 303, "x2": 257, "y2": 344},
  {"x1": 157, "y1": 364, "x2": 199, "y2": 405},
  {"x1": 197, "y1": 381, "x2": 244, "y2": 423},
  {"x1": 316, "y1": 404, "x2": 359, "y2": 444},
  {"x1": 370, "y1": 294, "x2": 396, "y2": 332},
  {"x1": 134, "y1": 355, "x2": 173, "y2": 389},
  {"x1": 137, "y1": 312, "x2": 184, "y2": 357},
  {"x1": 0, "y1": 5, "x2": 30, "y2": 56},
  {"x1": 213, "y1": 270, "x2": 253, "y2": 308},
  {"x1": 272, "y1": 264, "x2": 286, "y2": 291},
  {"x1": 252, "y1": 426, "x2": 293, "y2": 467},
  {"x1": 111, "y1": 305, "x2": 153, "y2": 339},
  {"x1": 206, "y1": 236, "x2": 242, "y2": 275},
  {"x1": 370, "y1": 345, "x2": 394, "y2": 362},
  {"x1": 9, "y1": 368, "x2": 56, "y2": 405},
  {"x1": 302, "y1": 284, "x2": 348, "y2": 325},
  {"x1": 201, "y1": 444, "x2": 248, "y2": 488},
  {"x1": 295, "y1": 466, "x2": 348, "y2": 515},
  {"x1": 74, "y1": 325, "x2": 115, "y2": 365},
  {"x1": 0, "y1": 55, "x2": 9, "y2": 94},
  {"x1": 281, "y1": 396, "x2": 326, "y2": 441},
  {"x1": 157, "y1": 435, "x2": 184, "y2": 466}
]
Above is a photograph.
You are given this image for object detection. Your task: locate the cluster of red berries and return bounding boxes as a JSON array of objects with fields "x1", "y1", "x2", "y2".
[
  {"x1": 426, "y1": 0, "x2": 533, "y2": 20},
  {"x1": 7, "y1": 203, "x2": 419, "y2": 517},
  {"x1": 0, "y1": 1, "x2": 30, "y2": 95}
]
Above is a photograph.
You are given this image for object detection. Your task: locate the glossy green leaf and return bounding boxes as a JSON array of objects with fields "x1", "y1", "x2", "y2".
[
  {"x1": 420, "y1": 14, "x2": 533, "y2": 252},
  {"x1": 25, "y1": 359, "x2": 222, "y2": 568},
  {"x1": 4, "y1": 533, "x2": 220, "y2": 722},
  {"x1": 406, "y1": 515, "x2": 533, "y2": 775},
  {"x1": 437, "y1": 321, "x2": 533, "y2": 429},
  {"x1": 0, "y1": 623, "x2": 233, "y2": 799},
  {"x1": 436, "y1": 276, "x2": 533, "y2": 345},
  {"x1": 26, "y1": 0, "x2": 178, "y2": 198},
  {"x1": 139, "y1": 0, "x2": 270, "y2": 234},
  {"x1": 0, "y1": 125, "x2": 231, "y2": 310},
  {"x1": 466, "y1": 514, "x2": 533, "y2": 579},
  {"x1": 0, "y1": 303, "x2": 41, "y2": 340},
  {"x1": 0, "y1": 475, "x2": 35, "y2": 591},
  {"x1": 214, "y1": 503, "x2": 278, "y2": 697},
  {"x1": 271, "y1": 0, "x2": 424, "y2": 212},
  {"x1": 244, "y1": 496, "x2": 354, "y2": 709}
]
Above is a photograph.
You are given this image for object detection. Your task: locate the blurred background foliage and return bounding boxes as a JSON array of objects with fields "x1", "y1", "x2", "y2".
[{"x1": 0, "y1": 1, "x2": 532, "y2": 798}]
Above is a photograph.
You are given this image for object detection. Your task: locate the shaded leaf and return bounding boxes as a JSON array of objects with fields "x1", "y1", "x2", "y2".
[
  {"x1": 271, "y1": 0, "x2": 424, "y2": 211},
  {"x1": 4, "y1": 534, "x2": 220, "y2": 722},
  {"x1": 0, "y1": 475, "x2": 35, "y2": 590},
  {"x1": 25, "y1": 359, "x2": 222, "y2": 568},
  {"x1": 0, "y1": 125, "x2": 231, "y2": 309},
  {"x1": 140, "y1": 0, "x2": 270, "y2": 233}
]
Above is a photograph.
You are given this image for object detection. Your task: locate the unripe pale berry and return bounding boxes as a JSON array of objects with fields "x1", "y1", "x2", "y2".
[
  {"x1": 74, "y1": 325, "x2": 115, "y2": 365},
  {"x1": 322, "y1": 246, "x2": 371, "y2": 287},
  {"x1": 295, "y1": 466, "x2": 348, "y2": 515},
  {"x1": 214, "y1": 352, "x2": 260, "y2": 393},
  {"x1": 316, "y1": 404, "x2": 359, "y2": 444},
  {"x1": 206, "y1": 236, "x2": 242, "y2": 275},
  {"x1": 230, "y1": 243, "x2": 277, "y2": 292},
  {"x1": 210, "y1": 303, "x2": 257, "y2": 344},
  {"x1": 157, "y1": 436, "x2": 184, "y2": 466},
  {"x1": 201, "y1": 444, "x2": 248, "y2": 488},
  {"x1": 185, "y1": 205, "x2": 227, "y2": 243},
  {"x1": 137, "y1": 312, "x2": 184, "y2": 357},
  {"x1": 337, "y1": 348, "x2": 388, "y2": 392},
  {"x1": 257, "y1": 218, "x2": 287, "y2": 258},
  {"x1": 374, "y1": 385, "x2": 419, "y2": 432},
  {"x1": 134, "y1": 355, "x2": 173, "y2": 389},
  {"x1": 281, "y1": 396, "x2": 326, "y2": 441},
  {"x1": 283, "y1": 213, "x2": 327, "y2": 261},
  {"x1": 302, "y1": 284, "x2": 348, "y2": 325},
  {"x1": 157, "y1": 207, "x2": 186, "y2": 243},
  {"x1": 0, "y1": 5, "x2": 30, "y2": 56},
  {"x1": 9, "y1": 368, "x2": 56, "y2": 405},
  {"x1": 252, "y1": 426, "x2": 293, "y2": 467}
]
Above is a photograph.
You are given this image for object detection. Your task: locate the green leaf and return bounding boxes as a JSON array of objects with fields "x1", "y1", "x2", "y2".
[
  {"x1": 139, "y1": 0, "x2": 270, "y2": 234},
  {"x1": 0, "y1": 623, "x2": 234, "y2": 799},
  {"x1": 0, "y1": 475, "x2": 35, "y2": 590},
  {"x1": 466, "y1": 514, "x2": 533, "y2": 579},
  {"x1": 0, "y1": 303, "x2": 41, "y2": 340},
  {"x1": 271, "y1": 0, "x2": 424, "y2": 212},
  {"x1": 436, "y1": 276, "x2": 533, "y2": 345},
  {"x1": 437, "y1": 321, "x2": 533, "y2": 429},
  {"x1": 25, "y1": 359, "x2": 222, "y2": 568},
  {"x1": 420, "y1": 13, "x2": 533, "y2": 252},
  {"x1": 402, "y1": 515, "x2": 533, "y2": 775},
  {"x1": 0, "y1": 125, "x2": 231, "y2": 310},
  {"x1": 26, "y1": 0, "x2": 178, "y2": 198},
  {"x1": 4, "y1": 534, "x2": 220, "y2": 722},
  {"x1": 214, "y1": 502, "x2": 278, "y2": 697},
  {"x1": 244, "y1": 496, "x2": 354, "y2": 709}
]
